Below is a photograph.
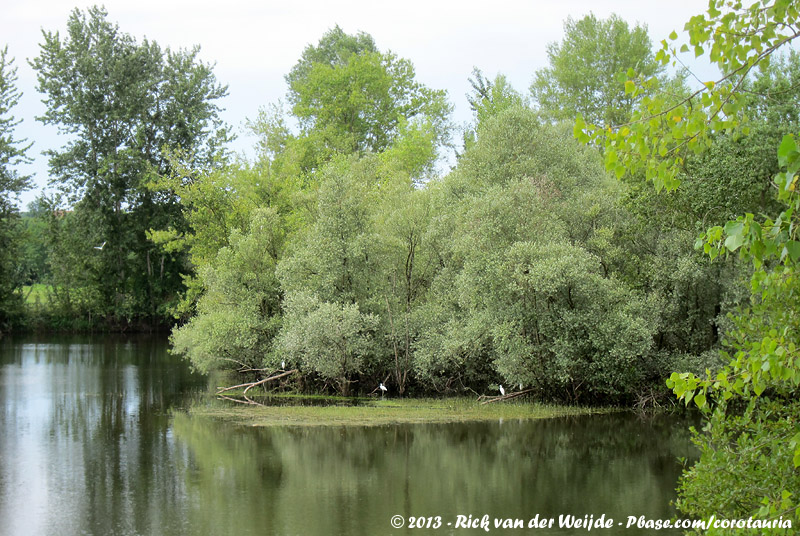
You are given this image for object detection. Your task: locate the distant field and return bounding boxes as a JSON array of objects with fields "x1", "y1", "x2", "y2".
[{"x1": 22, "y1": 284, "x2": 52, "y2": 305}]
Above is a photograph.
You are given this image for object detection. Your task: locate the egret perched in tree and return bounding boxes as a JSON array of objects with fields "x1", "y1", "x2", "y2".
[
  {"x1": 281, "y1": 360, "x2": 285, "y2": 370},
  {"x1": 94, "y1": 241, "x2": 106, "y2": 250},
  {"x1": 499, "y1": 385, "x2": 505, "y2": 396},
  {"x1": 379, "y1": 383, "x2": 387, "y2": 398}
]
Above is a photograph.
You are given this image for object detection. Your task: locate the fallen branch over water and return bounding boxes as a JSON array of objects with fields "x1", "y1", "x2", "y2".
[
  {"x1": 216, "y1": 369, "x2": 298, "y2": 396},
  {"x1": 479, "y1": 388, "x2": 536, "y2": 405},
  {"x1": 218, "y1": 394, "x2": 265, "y2": 406}
]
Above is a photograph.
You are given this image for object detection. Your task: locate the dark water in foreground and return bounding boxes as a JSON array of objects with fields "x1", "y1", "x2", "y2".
[{"x1": 0, "y1": 335, "x2": 696, "y2": 535}]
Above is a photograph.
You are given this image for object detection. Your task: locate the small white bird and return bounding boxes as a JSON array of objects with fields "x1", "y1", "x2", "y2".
[
  {"x1": 499, "y1": 385, "x2": 505, "y2": 396},
  {"x1": 94, "y1": 241, "x2": 106, "y2": 250},
  {"x1": 519, "y1": 383, "x2": 523, "y2": 391},
  {"x1": 281, "y1": 360, "x2": 285, "y2": 370},
  {"x1": 379, "y1": 383, "x2": 387, "y2": 398}
]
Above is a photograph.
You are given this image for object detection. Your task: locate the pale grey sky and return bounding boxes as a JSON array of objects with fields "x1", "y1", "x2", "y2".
[{"x1": 3, "y1": 0, "x2": 712, "y2": 207}]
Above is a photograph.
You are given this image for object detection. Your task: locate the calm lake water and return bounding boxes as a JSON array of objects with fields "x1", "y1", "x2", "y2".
[{"x1": 0, "y1": 335, "x2": 697, "y2": 535}]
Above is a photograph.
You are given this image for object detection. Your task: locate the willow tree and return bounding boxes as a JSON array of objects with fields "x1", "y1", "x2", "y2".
[{"x1": 171, "y1": 28, "x2": 452, "y2": 387}]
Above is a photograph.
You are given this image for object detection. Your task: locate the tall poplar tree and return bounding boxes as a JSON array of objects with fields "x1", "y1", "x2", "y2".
[
  {"x1": 31, "y1": 6, "x2": 230, "y2": 325},
  {"x1": 0, "y1": 46, "x2": 31, "y2": 327},
  {"x1": 253, "y1": 26, "x2": 452, "y2": 178},
  {"x1": 531, "y1": 14, "x2": 663, "y2": 127}
]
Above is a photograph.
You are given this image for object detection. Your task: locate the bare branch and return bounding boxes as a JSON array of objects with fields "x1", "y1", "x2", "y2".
[
  {"x1": 216, "y1": 369, "x2": 298, "y2": 395},
  {"x1": 479, "y1": 388, "x2": 537, "y2": 405}
]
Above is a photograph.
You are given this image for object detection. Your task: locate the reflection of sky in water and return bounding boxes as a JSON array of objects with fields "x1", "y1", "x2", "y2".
[
  {"x1": 0, "y1": 337, "x2": 199, "y2": 536},
  {"x1": 1, "y1": 343, "x2": 136, "y2": 534},
  {"x1": 0, "y1": 336, "x2": 697, "y2": 536},
  {"x1": 1, "y1": 350, "x2": 50, "y2": 536}
]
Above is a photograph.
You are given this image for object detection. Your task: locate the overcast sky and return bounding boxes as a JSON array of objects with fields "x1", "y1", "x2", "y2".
[{"x1": 3, "y1": 0, "x2": 712, "y2": 208}]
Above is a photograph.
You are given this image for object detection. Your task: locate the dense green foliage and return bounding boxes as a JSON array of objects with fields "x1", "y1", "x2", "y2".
[
  {"x1": 579, "y1": 0, "x2": 800, "y2": 531},
  {"x1": 414, "y1": 111, "x2": 655, "y2": 401},
  {"x1": 286, "y1": 27, "x2": 451, "y2": 157},
  {"x1": 12, "y1": 11, "x2": 798, "y2": 509},
  {"x1": 5, "y1": 3, "x2": 799, "y2": 531},
  {"x1": 29, "y1": 6, "x2": 229, "y2": 328},
  {"x1": 0, "y1": 46, "x2": 31, "y2": 329},
  {"x1": 251, "y1": 26, "x2": 451, "y2": 180},
  {"x1": 2, "y1": 5, "x2": 767, "y2": 422},
  {"x1": 531, "y1": 14, "x2": 664, "y2": 127},
  {"x1": 461, "y1": 68, "x2": 526, "y2": 151},
  {"x1": 171, "y1": 207, "x2": 285, "y2": 373}
]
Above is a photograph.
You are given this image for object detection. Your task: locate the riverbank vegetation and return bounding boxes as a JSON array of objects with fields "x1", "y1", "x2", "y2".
[
  {"x1": 0, "y1": 4, "x2": 787, "y2": 403},
  {"x1": 2, "y1": 1, "x2": 800, "y2": 528},
  {"x1": 188, "y1": 396, "x2": 606, "y2": 427}
]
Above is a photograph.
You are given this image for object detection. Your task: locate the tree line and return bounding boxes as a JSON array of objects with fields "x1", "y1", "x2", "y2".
[{"x1": 0, "y1": 6, "x2": 789, "y2": 403}]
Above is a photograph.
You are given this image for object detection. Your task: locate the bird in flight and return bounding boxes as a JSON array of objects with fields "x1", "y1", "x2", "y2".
[{"x1": 94, "y1": 242, "x2": 106, "y2": 250}]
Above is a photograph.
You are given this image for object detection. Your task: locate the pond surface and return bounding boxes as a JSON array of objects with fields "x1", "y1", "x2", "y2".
[{"x1": 0, "y1": 335, "x2": 697, "y2": 535}]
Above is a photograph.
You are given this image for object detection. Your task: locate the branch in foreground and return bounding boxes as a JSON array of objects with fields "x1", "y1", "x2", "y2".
[
  {"x1": 218, "y1": 394, "x2": 265, "y2": 406},
  {"x1": 216, "y1": 369, "x2": 298, "y2": 395},
  {"x1": 479, "y1": 388, "x2": 536, "y2": 405}
]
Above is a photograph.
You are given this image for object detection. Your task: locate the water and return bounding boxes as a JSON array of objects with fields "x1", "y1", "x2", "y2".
[{"x1": 0, "y1": 335, "x2": 697, "y2": 535}]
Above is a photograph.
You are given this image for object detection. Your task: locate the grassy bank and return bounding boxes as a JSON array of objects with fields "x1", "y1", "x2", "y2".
[{"x1": 186, "y1": 395, "x2": 609, "y2": 427}]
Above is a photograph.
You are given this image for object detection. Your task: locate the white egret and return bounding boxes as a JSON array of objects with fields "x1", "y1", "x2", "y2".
[
  {"x1": 379, "y1": 383, "x2": 387, "y2": 398},
  {"x1": 281, "y1": 360, "x2": 285, "y2": 370},
  {"x1": 94, "y1": 241, "x2": 106, "y2": 250},
  {"x1": 499, "y1": 385, "x2": 505, "y2": 396}
]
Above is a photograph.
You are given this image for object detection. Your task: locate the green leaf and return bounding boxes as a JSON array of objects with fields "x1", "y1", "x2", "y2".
[
  {"x1": 624, "y1": 80, "x2": 635, "y2": 95},
  {"x1": 724, "y1": 221, "x2": 745, "y2": 251},
  {"x1": 778, "y1": 134, "x2": 797, "y2": 167},
  {"x1": 792, "y1": 434, "x2": 800, "y2": 468},
  {"x1": 725, "y1": 234, "x2": 744, "y2": 251},
  {"x1": 573, "y1": 115, "x2": 588, "y2": 143},
  {"x1": 785, "y1": 241, "x2": 800, "y2": 262},
  {"x1": 694, "y1": 393, "x2": 706, "y2": 409}
]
